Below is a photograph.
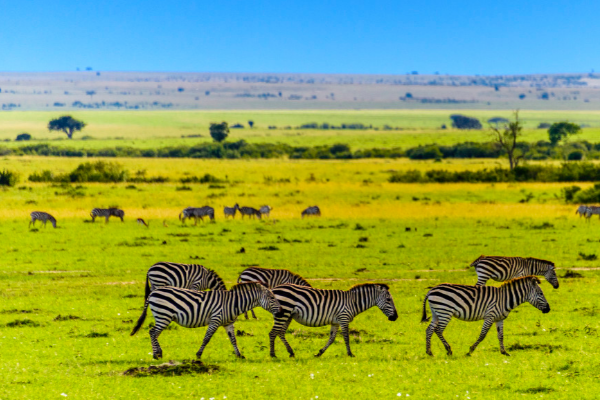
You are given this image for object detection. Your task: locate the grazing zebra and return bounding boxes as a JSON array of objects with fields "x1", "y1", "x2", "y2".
[
  {"x1": 144, "y1": 262, "x2": 227, "y2": 301},
  {"x1": 421, "y1": 276, "x2": 550, "y2": 356},
  {"x1": 238, "y1": 267, "x2": 312, "y2": 319},
  {"x1": 137, "y1": 218, "x2": 149, "y2": 227},
  {"x1": 259, "y1": 205, "x2": 272, "y2": 218},
  {"x1": 585, "y1": 206, "x2": 600, "y2": 220},
  {"x1": 179, "y1": 206, "x2": 215, "y2": 224},
  {"x1": 269, "y1": 283, "x2": 398, "y2": 358},
  {"x1": 224, "y1": 205, "x2": 237, "y2": 218},
  {"x1": 130, "y1": 282, "x2": 283, "y2": 360},
  {"x1": 301, "y1": 206, "x2": 321, "y2": 218},
  {"x1": 576, "y1": 205, "x2": 588, "y2": 217},
  {"x1": 235, "y1": 204, "x2": 261, "y2": 219},
  {"x1": 90, "y1": 208, "x2": 124, "y2": 223},
  {"x1": 29, "y1": 211, "x2": 57, "y2": 228},
  {"x1": 470, "y1": 255, "x2": 559, "y2": 288}
]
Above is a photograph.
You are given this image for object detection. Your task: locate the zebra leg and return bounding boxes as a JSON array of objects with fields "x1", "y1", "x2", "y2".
[
  {"x1": 496, "y1": 320, "x2": 509, "y2": 356},
  {"x1": 315, "y1": 324, "x2": 339, "y2": 357},
  {"x1": 196, "y1": 322, "x2": 220, "y2": 360},
  {"x1": 425, "y1": 315, "x2": 438, "y2": 356},
  {"x1": 224, "y1": 323, "x2": 245, "y2": 359},
  {"x1": 149, "y1": 326, "x2": 165, "y2": 360},
  {"x1": 29, "y1": 219, "x2": 34, "y2": 228},
  {"x1": 468, "y1": 318, "x2": 494, "y2": 355},
  {"x1": 105, "y1": 215, "x2": 109, "y2": 223},
  {"x1": 269, "y1": 314, "x2": 294, "y2": 358},
  {"x1": 475, "y1": 273, "x2": 487, "y2": 286},
  {"x1": 340, "y1": 323, "x2": 355, "y2": 357},
  {"x1": 43, "y1": 220, "x2": 47, "y2": 228},
  {"x1": 251, "y1": 309, "x2": 257, "y2": 319}
]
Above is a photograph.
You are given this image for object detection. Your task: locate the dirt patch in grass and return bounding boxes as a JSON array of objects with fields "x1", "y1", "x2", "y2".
[
  {"x1": 54, "y1": 315, "x2": 81, "y2": 321},
  {"x1": 516, "y1": 386, "x2": 555, "y2": 394},
  {"x1": 1, "y1": 309, "x2": 40, "y2": 314},
  {"x1": 123, "y1": 360, "x2": 219, "y2": 377},
  {"x1": 562, "y1": 269, "x2": 584, "y2": 279},
  {"x1": 84, "y1": 332, "x2": 109, "y2": 338},
  {"x1": 4, "y1": 319, "x2": 41, "y2": 328},
  {"x1": 507, "y1": 343, "x2": 563, "y2": 353}
]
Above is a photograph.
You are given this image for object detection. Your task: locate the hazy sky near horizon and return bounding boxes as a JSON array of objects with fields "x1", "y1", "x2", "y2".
[{"x1": 0, "y1": 0, "x2": 596, "y2": 75}]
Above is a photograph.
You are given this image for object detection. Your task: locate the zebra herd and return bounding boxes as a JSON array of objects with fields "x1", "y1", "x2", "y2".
[
  {"x1": 131, "y1": 255, "x2": 557, "y2": 360},
  {"x1": 27, "y1": 204, "x2": 321, "y2": 229}
]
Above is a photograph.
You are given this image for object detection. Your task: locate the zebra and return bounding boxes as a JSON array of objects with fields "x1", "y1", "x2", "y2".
[
  {"x1": 235, "y1": 204, "x2": 261, "y2": 219},
  {"x1": 130, "y1": 282, "x2": 283, "y2": 360},
  {"x1": 269, "y1": 283, "x2": 398, "y2": 358},
  {"x1": 470, "y1": 255, "x2": 559, "y2": 288},
  {"x1": 576, "y1": 205, "x2": 588, "y2": 218},
  {"x1": 301, "y1": 206, "x2": 321, "y2": 218},
  {"x1": 29, "y1": 211, "x2": 57, "y2": 228},
  {"x1": 421, "y1": 276, "x2": 550, "y2": 356},
  {"x1": 224, "y1": 205, "x2": 237, "y2": 218},
  {"x1": 238, "y1": 267, "x2": 311, "y2": 319},
  {"x1": 90, "y1": 208, "x2": 124, "y2": 223},
  {"x1": 259, "y1": 205, "x2": 272, "y2": 218},
  {"x1": 585, "y1": 206, "x2": 600, "y2": 220},
  {"x1": 144, "y1": 262, "x2": 227, "y2": 301},
  {"x1": 179, "y1": 206, "x2": 215, "y2": 224},
  {"x1": 137, "y1": 218, "x2": 149, "y2": 227}
]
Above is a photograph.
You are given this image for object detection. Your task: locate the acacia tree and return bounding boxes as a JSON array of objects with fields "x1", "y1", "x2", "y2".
[
  {"x1": 48, "y1": 116, "x2": 86, "y2": 139},
  {"x1": 209, "y1": 122, "x2": 229, "y2": 142},
  {"x1": 488, "y1": 110, "x2": 523, "y2": 170},
  {"x1": 548, "y1": 122, "x2": 581, "y2": 146}
]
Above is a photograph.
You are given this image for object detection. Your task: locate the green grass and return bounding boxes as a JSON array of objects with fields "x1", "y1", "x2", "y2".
[
  {"x1": 3, "y1": 109, "x2": 600, "y2": 150},
  {"x1": 1, "y1": 157, "x2": 600, "y2": 398}
]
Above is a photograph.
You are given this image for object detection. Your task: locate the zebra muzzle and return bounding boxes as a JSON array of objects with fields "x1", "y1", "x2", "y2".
[{"x1": 388, "y1": 312, "x2": 398, "y2": 321}]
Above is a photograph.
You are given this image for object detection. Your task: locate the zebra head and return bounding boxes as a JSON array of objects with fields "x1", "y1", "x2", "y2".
[
  {"x1": 525, "y1": 276, "x2": 551, "y2": 314},
  {"x1": 543, "y1": 265, "x2": 559, "y2": 289},
  {"x1": 255, "y1": 282, "x2": 284, "y2": 317},
  {"x1": 374, "y1": 284, "x2": 398, "y2": 321}
]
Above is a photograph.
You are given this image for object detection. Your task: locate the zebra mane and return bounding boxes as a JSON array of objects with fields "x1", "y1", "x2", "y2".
[
  {"x1": 526, "y1": 257, "x2": 555, "y2": 267},
  {"x1": 349, "y1": 283, "x2": 390, "y2": 291},
  {"x1": 470, "y1": 255, "x2": 485, "y2": 266},
  {"x1": 286, "y1": 270, "x2": 311, "y2": 287},
  {"x1": 229, "y1": 281, "x2": 266, "y2": 291},
  {"x1": 204, "y1": 267, "x2": 227, "y2": 289},
  {"x1": 500, "y1": 275, "x2": 541, "y2": 288}
]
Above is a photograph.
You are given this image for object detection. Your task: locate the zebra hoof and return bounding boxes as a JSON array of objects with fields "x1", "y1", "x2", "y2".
[
  {"x1": 153, "y1": 352, "x2": 162, "y2": 360},
  {"x1": 289, "y1": 354, "x2": 295, "y2": 358},
  {"x1": 237, "y1": 354, "x2": 246, "y2": 359},
  {"x1": 270, "y1": 354, "x2": 277, "y2": 358},
  {"x1": 348, "y1": 353, "x2": 356, "y2": 358},
  {"x1": 501, "y1": 351, "x2": 510, "y2": 356},
  {"x1": 314, "y1": 352, "x2": 323, "y2": 358}
]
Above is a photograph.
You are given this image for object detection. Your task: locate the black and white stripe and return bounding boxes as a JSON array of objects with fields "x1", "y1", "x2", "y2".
[
  {"x1": 471, "y1": 255, "x2": 559, "y2": 288},
  {"x1": 576, "y1": 205, "x2": 588, "y2": 217},
  {"x1": 238, "y1": 267, "x2": 311, "y2": 319},
  {"x1": 269, "y1": 283, "x2": 398, "y2": 357},
  {"x1": 421, "y1": 276, "x2": 550, "y2": 356},
  {"x1": 179, "y1": 206, "x2": 215, "y2": 224},
  {"x1": 259, "y1": 205, "x2": 272, "y2": 218},
  {"x1": 235, "y1": 204, "x2": 261, "y2": 219},
  {"x1": 144, "y1": 262, "x2": 227, "y2": 301},
  {"x1": 301, "y1": 206, "x2": 321, "y2": 218},
  {"x1": 90, "y1": 208, "x2": 124, "y2": 222},
  {"x1": 29, "y1": 211, "x2": 57, "y2": 228},
  {"x1": 130, "y1": 282, "x2": 283, "y2": 360},
  {"x1": 224, "y1": 205, "x2": 237, "y2": 218}
]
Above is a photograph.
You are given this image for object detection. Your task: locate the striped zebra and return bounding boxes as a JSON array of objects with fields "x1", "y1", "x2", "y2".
[
  {"x1": 269, "y1": 283, "x2": 398, "y2": 358},
  {"x1": 29, "y1": 211, "x2": 57, "y2": 228},
  {"x1": 470, "y1": 255, "x2": 559, "y2": 288},
  {"x1": 224, "y1": 205, "x2": 237, "y2": 218},
  {"x1": 301, "y1": 206, "x2": 321, "y2": 218},
  {"x1": 259, "y1": 205, "x2": 272, "y2": 218},
  {"x1": 421, "y1": 276, "x2": 550, "y2": 356},
  {"x1": 90, "y1": 208, "x2": 124, "y2": 223},
  {"x1": 144, "y1": 262, "x2": 227, "y2": 301},
  {"x1": 130, "y1": 282, "x2": 283, "y2": 360},
  {"x1": 179, "y1": 206, "x2": 215, "y2": 224},
  {"x1": 238, "y1": 267, "x2": 311, "y2": 319},
  {"x1": 585, "y1": 206, "x2": 600, "y2": 220},
  {"x1": 576, "y1": 205, "x2": 588, "y2": 218},
  {"x1": 235, "y1": 204, "x2": 261, "y2": 219}
]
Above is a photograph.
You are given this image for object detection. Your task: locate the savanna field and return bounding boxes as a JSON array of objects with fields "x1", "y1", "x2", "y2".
[{"x1": 2, "y1": 111, "x2": 600, "y2": 399}]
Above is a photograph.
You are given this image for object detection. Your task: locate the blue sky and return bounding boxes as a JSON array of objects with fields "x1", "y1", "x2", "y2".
[{"x1": 0, "y1": 0, "x2": 596, "y2": 75}]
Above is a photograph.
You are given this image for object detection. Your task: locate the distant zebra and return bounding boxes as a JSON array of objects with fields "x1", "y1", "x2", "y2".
[
  {"x1": 179, "y1": 206, "x2": 215, "y2": 224},
  {"x1": 235, "y1": 204, "x2": 261, "y2": 219},
  {"x1": 576, "y1": 205, "x2": 588, "y2": 217},
  {"x1": 238, "y1": 267, "x2": 311, "y2": 319},
  {"x1": 144, "y1": 262, "x2": 227, "y2": 301},
  {"x1": 269, "y1": 283, "x2": 398, "y2": 357},
  {"x1": 301, "y1": 206, "x2": 321, "y2": 218},
  {"x1": 470, "y1": 255, "x2": 559, "y2": 288},
  {"x1": 90, "y1": 208, "x2": 124, "y2": 223},
  {"x1": 421, "y1": 276, "x2": 550, "y2": 356},
  {"x1": 130, "y1": 282, "x2": 283, "y2": 360},
  {"x1": 137, "y1": 218, "x2": 149, "y2": 227},
  {"x1": 259, "y1": 205, "x2": 272, "y2": 218},
  {"x1": 29, "y1": 211, "x2": 57, "y2": 228},
  {"x1": 585, "y1": 206, "x2": 600, "y2": 220},
  {"x1": 224, "y1": 205, "x2": 237, "y2": 218}
]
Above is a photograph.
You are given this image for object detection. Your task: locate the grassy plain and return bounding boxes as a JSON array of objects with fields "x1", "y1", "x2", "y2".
[
  {"x1": 2, "y1": 109, "x2": 600, "y2": 150},
  {"x1": 0, "y1": 157, "x2": 599, "y2": 399}
]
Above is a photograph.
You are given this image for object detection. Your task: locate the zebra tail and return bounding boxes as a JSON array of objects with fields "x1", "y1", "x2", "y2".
[
  {"x1": 144, "y1": 275, "x2": 151, "y2": 301},
  {"x1": 420, "y1": 294, "x2": 430, "y2": 323},
  {"x1": 131, "y1": 297, "x2": 150, "y2": 336}
]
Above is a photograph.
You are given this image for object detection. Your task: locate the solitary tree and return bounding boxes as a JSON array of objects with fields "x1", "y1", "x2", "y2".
[
  {"x1": 488, "y1": 110, "x2": 523, "y2": 170},
  {"x1": 209, "y1": 122, "x2": 229, "y2": 142},
  {"x1": 48, "y1": 116, "x2": 86, "y2": 139},
  {"x1": 248, "y1": 120, "x2": 254, "y2": 129},
  {"x1": 548, "y1": 122, "x2": 581, "y2": 146},
  {"x1": 86, "y1": 90, "x2": 96, "y2": 98}
]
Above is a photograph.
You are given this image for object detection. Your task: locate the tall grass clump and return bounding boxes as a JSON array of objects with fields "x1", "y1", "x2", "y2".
[{"x1": 0, "y1": 169, "x2": 18, "y2": 186}]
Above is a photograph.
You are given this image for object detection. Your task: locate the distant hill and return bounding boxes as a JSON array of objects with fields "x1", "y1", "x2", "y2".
[{"x1": 1, "y1": 71, "x2": 600, "y2": 111}]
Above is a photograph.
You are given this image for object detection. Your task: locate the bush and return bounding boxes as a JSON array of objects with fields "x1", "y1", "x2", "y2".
[
  {"x1": 562, "y1": 186, "x2": 582, "y2": 203},
  {"x1": 574, "y1": 184, "x2": 600, "y2": 203},
  {"x1": 28, "y1": 170, "x2": 55, "y2": 182},
  {"x1": 68, "y1": 161, "x2": 128, "y2": 183},
  {"x1": 0, "y1": 169, "x2": 18, "y2": 186},
  {"x1": 406, "y1": 145, "x2": 443, "y2": 160},
  {"x1": 450, "y1": 114, "x2": 482, "y2": 130},
  {"x1": 568, "y1": 150, "x2": 584, "y2": 161},
  {"x1": 16, "y1": 133, "x2": 31, "y2": 141}
]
